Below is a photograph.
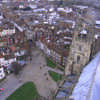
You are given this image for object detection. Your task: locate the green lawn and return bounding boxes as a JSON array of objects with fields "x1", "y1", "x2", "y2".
[
  {"x1": 49, "y1": 71, "x2": 62, "y2": 82},
  {"x1": 6, "y1": 82, "x2": 38, "y2": 100},
  {"x1": 46, "y1": 57, "x2": 56, "y2": 68}
]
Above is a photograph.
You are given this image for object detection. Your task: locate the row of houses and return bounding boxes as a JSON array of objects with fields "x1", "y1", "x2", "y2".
[
  {"x1": 36, "y1": 33, "x2": 70, "y2": 67},
  {"x1": 0, "y1": 19, "x2": 28, "y2": 80}
]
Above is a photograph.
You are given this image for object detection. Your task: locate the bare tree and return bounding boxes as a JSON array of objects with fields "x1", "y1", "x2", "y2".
[{"x1": 11, "y1": 62, "x2": 22, "y2": 75}]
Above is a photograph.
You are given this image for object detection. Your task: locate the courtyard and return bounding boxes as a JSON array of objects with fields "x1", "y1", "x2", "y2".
[{"x1": 0, "y1": 47, "x2": 60, "y2": 100}]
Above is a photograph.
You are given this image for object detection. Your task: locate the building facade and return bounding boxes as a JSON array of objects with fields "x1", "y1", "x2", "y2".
[{"x1": 65, "y1": 17, "x2": 95, "y2": 75}]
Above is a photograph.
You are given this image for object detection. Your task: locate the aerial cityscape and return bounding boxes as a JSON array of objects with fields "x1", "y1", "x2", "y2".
[{"x1": 0, "y1": 0, "x2": 100, "y2": 100}]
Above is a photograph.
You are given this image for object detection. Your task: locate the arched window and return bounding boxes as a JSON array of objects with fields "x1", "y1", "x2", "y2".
[
  {"x1": 77, "y1": 55, "x2": 80, "y2": 64},
  {"x1": 79, "y1": 46, "x2": 82, "y2": 51}
]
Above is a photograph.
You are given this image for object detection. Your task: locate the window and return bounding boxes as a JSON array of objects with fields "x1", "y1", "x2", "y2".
[
  {"x1": 79, "y1": 46, "x2": 82, "y2": 51},
  {"x1": 77, "y1": 56, "x2": 80, "y2": 64}
]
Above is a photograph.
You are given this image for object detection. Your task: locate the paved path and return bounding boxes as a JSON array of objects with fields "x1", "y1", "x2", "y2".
[
  {"x1": 0, "y1": 74, "x2": 24, "y2": 100},
  {"x1": 45, "y1": 66, "x2": 64, "y2": 75},
  {"x1": 0, "y1": 48, "x2": 58, "y2": 100},
  {"x1": 21, "y1": 48, "x2": 58, "y2": 98}
]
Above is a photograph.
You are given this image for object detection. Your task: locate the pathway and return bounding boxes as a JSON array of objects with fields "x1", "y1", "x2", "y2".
[
  {"x1": 21, "y1": 48, "x2": 58, "y2": 98},
  {"x1": 45, "y1": 66, "x2": 64, "y2": 75}
]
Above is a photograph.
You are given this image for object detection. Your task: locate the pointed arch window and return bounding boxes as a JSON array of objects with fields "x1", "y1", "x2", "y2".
[{"x1": 77, "y1": 55, "x2": 80, "y2": 64}]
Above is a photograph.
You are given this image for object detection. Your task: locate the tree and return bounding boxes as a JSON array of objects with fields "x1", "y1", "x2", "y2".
[
  {"x1": 13, "y1": 7, "x2": 18, "y2": 10},
  {"x1": 11, "y1": 62, "x2": 22, "y2": 75},
  {"x1": 23, "y1": 7, "x2": 31, "y2": 11}
]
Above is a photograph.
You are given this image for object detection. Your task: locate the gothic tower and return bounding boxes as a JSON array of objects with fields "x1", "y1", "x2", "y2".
[{"x1": 65, "y1": 17, "x2": 95, "y2": 75}]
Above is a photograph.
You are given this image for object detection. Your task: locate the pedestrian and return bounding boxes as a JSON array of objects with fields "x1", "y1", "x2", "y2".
[
  {"x1": 30, "y1": 57, "x2": 32, "y2": 63},
  {"x1": 40, "y1": 66, "x2": 41, "y2": 69},
  {"x1": 46, "y1": 77, "x2": 48, "y2": 80},
  {"x1": 41, "y1": 65, "x2": 43, "y2": 68},
  {"x1": 19, "y1": 78, "x2": 22, "y2": 82},
  {"x1": 44, "y1": 73, "x2": 47, "y2": 76}
]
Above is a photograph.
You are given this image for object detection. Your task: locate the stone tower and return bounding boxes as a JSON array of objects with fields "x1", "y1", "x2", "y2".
[{"x1": 65, "y1": 17, "x2": 95, "y2": 75}]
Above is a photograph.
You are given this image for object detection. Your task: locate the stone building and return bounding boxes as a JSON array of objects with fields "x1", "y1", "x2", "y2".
[{"x1": 65, "y1": 17, "x2": 95, "y2": 75}]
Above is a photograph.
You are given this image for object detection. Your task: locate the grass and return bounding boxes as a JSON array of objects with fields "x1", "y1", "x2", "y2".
[
  {"x1": 46, "y1": 57, "x2": 56, "y2": 68},
  {"x1": 6, "y1": 82, "x2": 38, "y2": 100},
  {"x1": 49, "y1": 71, "x2": 62, "y2": 82}
]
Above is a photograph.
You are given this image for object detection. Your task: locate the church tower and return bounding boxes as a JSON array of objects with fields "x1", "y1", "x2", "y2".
[{"x1": 65, "y1": 17, "x2": 95, "y2": 75}]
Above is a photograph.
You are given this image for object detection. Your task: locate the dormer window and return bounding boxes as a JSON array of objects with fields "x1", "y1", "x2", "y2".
[{"x1": 77, "y1": 55, "x2": 80, "y2": 64}]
